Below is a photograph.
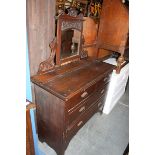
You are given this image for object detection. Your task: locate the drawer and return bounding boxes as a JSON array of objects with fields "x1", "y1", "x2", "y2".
[
  {"x1": 66, "y1": 83, "x2": 96, "y2": 111},
  {"x1": 66, "y1": 99, "x2": 103, "y2": 142},
  {"x1": 96, "y1": 73, "x2": 111, "y2": 88},
  {"x1": 67, "y1": 94, "x2": 101, "y2": 125},
  {"x1": 67, "y1": 88, "x2": 106, "y2": 124},
  {"x1": 95, "y1": 82, "x2": 109, "y2": 98}
]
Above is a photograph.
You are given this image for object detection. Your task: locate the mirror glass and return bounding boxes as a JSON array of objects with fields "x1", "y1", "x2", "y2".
[{"x1": 60, "y1": 29, "x2": 81, "y2": 59}]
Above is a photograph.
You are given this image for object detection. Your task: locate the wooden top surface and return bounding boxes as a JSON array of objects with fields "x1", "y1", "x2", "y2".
[{"x1": 31, "y1": 60, "x2": 114, "y2": 100}]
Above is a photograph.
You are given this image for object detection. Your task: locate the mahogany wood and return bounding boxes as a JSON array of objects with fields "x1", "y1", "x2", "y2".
[
  {"x1": 66, "y1": 98, "x2": 103, "y2": 142},
  {"x1": 31, "y1": 60, "x2": 114, "y2": 155},
  {"x1": 67, "y1": 83, "x2": 109, "y2": 125}
]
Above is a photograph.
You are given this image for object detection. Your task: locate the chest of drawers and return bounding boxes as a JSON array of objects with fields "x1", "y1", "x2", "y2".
[{"x1": 31, "y1": 59, "x2": 114, "y2": 155}]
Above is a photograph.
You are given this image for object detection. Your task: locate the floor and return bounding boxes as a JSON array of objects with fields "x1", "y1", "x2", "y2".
[{"x1": 38, "y1": 85, "x2": 129, "y2": 155}]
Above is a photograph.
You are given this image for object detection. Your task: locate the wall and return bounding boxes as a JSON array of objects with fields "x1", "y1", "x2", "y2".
[
  {"x1": 27, "y1": 0, "x2": 56, "y2": 101},
  {"x1": 26, "y1": 35, "x2": 32, "y2": 101}
]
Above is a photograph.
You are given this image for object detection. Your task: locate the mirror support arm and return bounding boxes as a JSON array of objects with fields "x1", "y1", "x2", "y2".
[{"x1": 37, "y1": 38, "x2": 57, "y2": 74}]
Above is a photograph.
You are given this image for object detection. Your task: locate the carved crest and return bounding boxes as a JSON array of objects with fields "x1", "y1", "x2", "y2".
[{"x1": 67, "y1": 8, "x2": 78, "y2": 17}]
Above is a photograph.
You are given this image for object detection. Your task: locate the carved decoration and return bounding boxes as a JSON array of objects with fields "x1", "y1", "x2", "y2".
[
  {"x1": 61, "y1": 21, "x2": 82, "y2": 31},
  {"x1": 67, "y1": 8, "x2": 78, "y2": 17},
  {"x1": 38, "y1": 38, "x2": 57, "y2": 74},
  {"x1": 80, "y1": 50, "x2": 88, "y2": 59}
]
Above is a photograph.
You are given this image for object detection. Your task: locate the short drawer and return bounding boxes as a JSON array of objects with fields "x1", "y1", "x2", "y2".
[{"x1": 66, "y1": 83, "x2": 96, "y2": 111}]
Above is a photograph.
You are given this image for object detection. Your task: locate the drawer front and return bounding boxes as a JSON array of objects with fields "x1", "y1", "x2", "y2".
[
  {"x1": 66, "y1": 83, "x2": 96, "y2": 111},
  {"x1": 96, "y1": 73, "x2": 111, "y2": 88},
  {"x1": 66, "y1": 99, "x2": 103, "y2": 142},
  {"x1": 95, "y1": 82, "x2": 109, "y2": 98},
  {"x1": 67, "y1": 88, "x2": 106, "y2": 124},
  {"x1": 67, "y1": 94, "x2": 99, "y2": 125},
  {"x1": 67, "y1": 85, "x2": 107, "y2": 125}
]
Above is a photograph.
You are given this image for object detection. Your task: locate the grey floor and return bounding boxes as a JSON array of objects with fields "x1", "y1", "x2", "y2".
[{"x1": 38, "y1": 86, "x2": 129, "y2": 155}]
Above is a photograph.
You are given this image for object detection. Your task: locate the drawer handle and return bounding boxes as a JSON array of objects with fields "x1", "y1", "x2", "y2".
[
  {"x1": 79, "y1": 106, "x2": 85, "y2": 112},
  {"x1": 104, "y1": 77, "x2": 108, "y2": 82},
  {"x1": 77, "y1": 121, "x2": 83, "y2": 127},
  {"x1": 101, "y1": 89, "x2": 105, "y2": 94},
  {"x1": 98, "y1": 102, "x2": 102, "y2": 107},
  {"x1": 81, "y1": 91, "x2": 88, "y2": 98}
]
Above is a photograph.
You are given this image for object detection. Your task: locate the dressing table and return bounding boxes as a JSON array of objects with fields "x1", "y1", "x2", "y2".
[{"x1": 31, "y1": 8, "x2": 114, "y2": 155}]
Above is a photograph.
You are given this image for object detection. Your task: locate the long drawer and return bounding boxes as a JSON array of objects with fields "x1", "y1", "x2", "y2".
[
  {"x1": 66, "y1": 73, "x2": 111, "y2": 112},
  {"x1": 66, "y1": 99, "x2": 103, "y2": 142},
  {"x1": 66, "y1": 83, "x2": 96, "y2": 111}
]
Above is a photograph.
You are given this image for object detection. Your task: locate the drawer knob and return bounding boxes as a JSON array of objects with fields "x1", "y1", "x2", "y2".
[
  {"x1": 79, "y1": 106, "x2": 85, "y2": 112},
  {"x1": 98, "y1": 102, "x2": 102, "y2": 107},
  {"x1": 77, "y1": 121, "x2": 83, "y2": 127},
  {"x1": 104, "y1": 77, "x2": 108, "y2": 82},
  {"x1": 81, "y1": 91, "x2": 88, "y2": 98},
  {"x1": 101, "y1": 89, "x2": 105, "y2": 94}
]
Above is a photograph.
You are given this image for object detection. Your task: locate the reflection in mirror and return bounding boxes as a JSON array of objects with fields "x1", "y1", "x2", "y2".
[{"x1": 61, "y1": 29, "x2": 81, "y2": 59}]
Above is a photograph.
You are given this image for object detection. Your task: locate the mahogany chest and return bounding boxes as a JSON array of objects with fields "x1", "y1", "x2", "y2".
[{"x1": 31, "y1": 59, "x2": 114, "y2": 155}]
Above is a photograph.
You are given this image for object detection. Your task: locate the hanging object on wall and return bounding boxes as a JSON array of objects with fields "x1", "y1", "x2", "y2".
[
  {"x1": 56, "y1": 0, "x2": 103, "y2": 18},
  {"x1": 88, "y1": 0, "x2": 103, "y2": 18}
]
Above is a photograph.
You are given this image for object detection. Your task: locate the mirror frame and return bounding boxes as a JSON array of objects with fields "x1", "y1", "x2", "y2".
[{"x1": 56, "y1": 10, "x2": 84, "y2": 66}]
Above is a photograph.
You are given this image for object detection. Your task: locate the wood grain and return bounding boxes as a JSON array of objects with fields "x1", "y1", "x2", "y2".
[
  {"x1": 97, "y1": 0, "x2": 129, "y2": 53},
  {"x1": 26, "y1": 103, "x2": 35, "y2": 155},
  {"x1": 32, "y1": 59, "x2": 114, "y2": 155},
  {"x1": 27, "y1": 0, "x2": 56, "y2": 76}
]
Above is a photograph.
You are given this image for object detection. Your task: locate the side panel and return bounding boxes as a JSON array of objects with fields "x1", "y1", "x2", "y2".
[{"x1": 34, "y1": 85, "x2": 65, "y2": 155}]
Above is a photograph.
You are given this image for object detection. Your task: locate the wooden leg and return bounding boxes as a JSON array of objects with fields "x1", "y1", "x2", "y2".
[
  {"x1": 38, "y1": 136, "x2": 44, "y2": 143},
  {"x1": 116, "y1": 55, "x2": 124, "y2": 74},
  {"x1": 98, "y1": 105, "x2": 104, "y2": 115},
  {"x1": 99, "y1": 110, "x2": 103, "y2": 115},
  {"x1": 57, "y1": 148, "x2": 65, "y2": 155}
]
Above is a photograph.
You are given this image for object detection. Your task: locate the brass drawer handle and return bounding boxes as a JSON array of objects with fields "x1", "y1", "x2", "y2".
[
  {"x1": 77, "y1": 121, "x2": 83, "y2": 127},
  {"x1": 100, "y1": 89, "x2": 105, "y2": 94},
  {"x1": 79, "y1": 106, "x2": 85, "y2": 112},
  {"x1": 81, "y1": 91, "x2": 88, "y2": 98},
  {"x1": 98, "y1": 102, "x2": 102, "y2": 107}
]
